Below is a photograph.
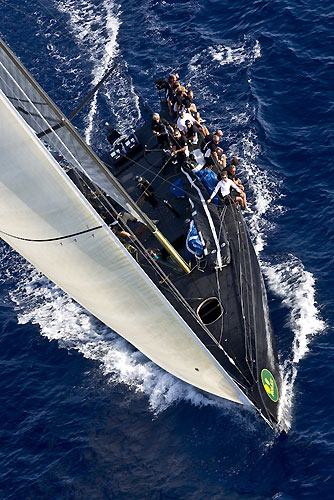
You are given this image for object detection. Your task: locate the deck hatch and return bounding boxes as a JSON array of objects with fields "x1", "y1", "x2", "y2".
[{"x1": 197, "y1": 297, "x2": 223, "y2": 325}]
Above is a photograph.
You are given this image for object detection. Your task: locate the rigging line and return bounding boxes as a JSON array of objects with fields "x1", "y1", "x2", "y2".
[
  {"x1": 212, "y1": 203, "x2": 254, "y2": 384},
  {"x1": 68, "y1": 62, "x2": 119, "y2": 121},
  {"x1": 78, "y1": 172, "x2": 226, "y2": 356},
  {"x1": 0, "y1": 225, "x2": 102, "y2": 243},
  {"x1": 216, "y1": 205, "x2": 228, "y2": 344},
  {"x1": 55, "y1": 162, "x2": 249, "y2": 385},
  {"x1": 226, "y1": 204, "x2": 252, "y2": 364},
  {"x1": 37, "y1": 61, "x2": 119, "y2": 139},
  {"x1": 133, "y1": 150, "x2": 173, "y2": 206},
  {"x1": 238, "y1": 219, "x2": 254, "y2": 369},
  {"x1": 238, "y1": 210, "x2": 259, "y2": 380},
  {"x1": 230, "y1": 204, "x2": 253, "y2": 363},
  {"x1": 215, "y1": 267, "x2": 224, "y2": 345},
  {"x1": 118, "y1": 147, "x2": 209, "y2": 208},
  {"x1": 109, "y1": 148, "x2": 171, "y2": 192},
  {"x1": 109, "y1": 152, "x2": 171, "y2": 207}
]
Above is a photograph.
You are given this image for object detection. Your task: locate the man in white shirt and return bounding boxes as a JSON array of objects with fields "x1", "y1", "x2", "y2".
[
  {"x1": 207, "y1": 171, "x2": 247, "y2": 208},
  {"x1": 177, "y1": 110, "x2": 196, "y2": 133}
]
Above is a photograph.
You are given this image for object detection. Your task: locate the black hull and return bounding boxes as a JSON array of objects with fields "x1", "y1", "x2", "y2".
[{"x1": 100, "y1": 115, "x2": 282, "y2": 429}]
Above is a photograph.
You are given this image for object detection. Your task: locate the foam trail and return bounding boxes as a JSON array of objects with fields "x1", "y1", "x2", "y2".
[
  {"x1": 57, "y1": 0, "x2": 140, "y2": 140},
  {"x1": 210, "y1": 38, "x2": 261, "y2": 67},
  {"x1": 6, "y1": 260, "x2": 252, "y2": 421},
  {"x1": 263, "y1": 257, "x2": 325, "y2": 429}
]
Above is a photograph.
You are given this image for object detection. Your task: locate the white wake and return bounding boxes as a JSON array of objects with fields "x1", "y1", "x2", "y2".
[{"x1": 56, "y1": 0, "x2": 141, "y2": 141}]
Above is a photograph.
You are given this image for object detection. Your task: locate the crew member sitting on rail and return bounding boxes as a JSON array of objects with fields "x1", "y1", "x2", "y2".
[
  {"x1": 227, "y1": 161, "x2": 248, "y2": 209},
  {"x1": 227, "y1": 159, "x2": 243, "y2": 187},
  {"x1": 203, "y1": 134, "x2": 224, "y2": 169},
  {"x1": 170, "y1": 128, "x2": 189, "y2": 166},
  {"x1": 173, "y1": 86, "x2": 188, "y2": 114},
  {"x1": 224, "y1": 156, "x2": 238, "y2": 169},
  {"x1": 183, "y1": 89, "x2": 197, "y2": 115},
  {"x1": 177, "y1": 109, "x2": 208, "y2": 137},
  {"x1": 203, "y1": 129, "x2": 223, "y2": 150},
  {"x1": 185, "y1": 119, "x2": 202, "y2": 149},
  {"x1": 151, "y1": 113, "x2": 173, "y2": 149},
  {"x1": 166, "y1": 74, "x2": 179, "y2": 115},
  {"x1": 207, "y1": 171, "x2": 246, "y2": 207},
  {"x1": 183, "y1": 90, "x2": 208, "y2": 134}
]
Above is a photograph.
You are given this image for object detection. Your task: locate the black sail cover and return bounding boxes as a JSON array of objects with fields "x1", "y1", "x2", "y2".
[{"x1": 181, "y1": 167, "x2": 230, "y2": 270}]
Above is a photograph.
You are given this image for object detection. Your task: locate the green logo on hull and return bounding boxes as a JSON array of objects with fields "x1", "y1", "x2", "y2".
[{"x1": 261, "y1": 369, "x2": 279, "y2": 402}]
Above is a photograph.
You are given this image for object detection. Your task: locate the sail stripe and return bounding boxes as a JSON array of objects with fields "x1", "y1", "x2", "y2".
[{"x1": 0, "y1": 225, "x2": 103, "y2": 243}]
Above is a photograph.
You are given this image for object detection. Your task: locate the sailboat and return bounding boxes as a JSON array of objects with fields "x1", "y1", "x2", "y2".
[{"x1": 0, "y1": 37, "x2": 283, "y2": 430}]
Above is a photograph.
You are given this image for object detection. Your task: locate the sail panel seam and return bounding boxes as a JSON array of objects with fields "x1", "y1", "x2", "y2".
[{"x1": 0, "y1": 225, "x2": 103, "y2": 242}]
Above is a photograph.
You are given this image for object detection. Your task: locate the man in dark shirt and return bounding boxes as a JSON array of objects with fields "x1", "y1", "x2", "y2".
[
  {"x1": 203, "y1": 132, "x2": 227, "y2": 174},
  {"x1": 170, "y1": 128, "x2": 188, "y2": 166},
  {"x1": 165, "y1": 74, "x2": 179, "y2": 115},
  {"x1": 185, "y1": 120, "x2": 202, "y2": 150},
  {"x1": 203, "y1": 135, "x2": 221, "y2": 166},
  {"x1": 151, "y1": 113, "x2": 173, "y2": 149},
  {"x1": 203, "y1": 129, "x2": 223, "y2": 151},
  {"x1": 135, "y1": 176, "x2": 158, "y2": 207}
]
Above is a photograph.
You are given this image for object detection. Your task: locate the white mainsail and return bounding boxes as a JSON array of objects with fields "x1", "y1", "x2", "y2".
[{"x1": 0, "y1": 38, "x2": 253, "y2": 407}]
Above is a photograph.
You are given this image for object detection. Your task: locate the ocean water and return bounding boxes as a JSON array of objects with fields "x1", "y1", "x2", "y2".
[{"x1": 0, "y1": 0, "x2": 333, "y2": 498}]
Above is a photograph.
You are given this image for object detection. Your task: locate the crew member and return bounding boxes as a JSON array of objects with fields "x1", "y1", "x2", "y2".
[
  {"x1": 151, "y1": 113, "x2": 173, "y2": 149},
  {"x1": 170, "y1": 128, "x2": 189, "y2": 167},
  {"x1": 135, "y1": 176, "x2": 158, "y2": 207},
  {"x1": 207, "y1": 171, "x2": 246, "y2": 208},
  {"x1": 203, "y1": 134, "x2": 225, "y2": 170},
  {"x1": 227, "y1": 162, "x2": 248, "y2": 209},
  {"x1": 185, "y1": 119, "x2": 202, "y2": 149}
]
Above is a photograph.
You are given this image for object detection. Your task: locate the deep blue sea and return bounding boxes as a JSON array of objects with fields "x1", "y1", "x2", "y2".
[{"x1": 0, "y1": 0, "x2": 333, "y2": 498}]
